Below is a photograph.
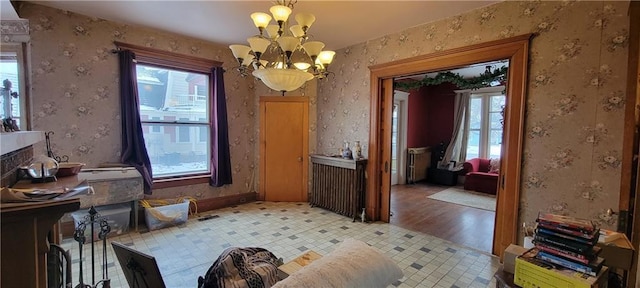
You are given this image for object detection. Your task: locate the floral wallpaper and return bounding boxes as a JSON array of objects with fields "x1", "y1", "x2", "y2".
[
  {"x1": 14, "y1": 2, "x2": 261, "y2": 200},
  {"x1": 317, "y1": 1, "x2": 630, "y2": 233},
  {"x1": 9, "y1": 1, "x2": 632, "y2": 236}
]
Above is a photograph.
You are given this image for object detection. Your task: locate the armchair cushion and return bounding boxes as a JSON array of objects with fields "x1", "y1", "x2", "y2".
[
  {"x1": 462, "y1": 158, "x2": 492, "y2": 174},
  {"x1": 463, "y1": 158, "x2": 498, "y2": 195}
]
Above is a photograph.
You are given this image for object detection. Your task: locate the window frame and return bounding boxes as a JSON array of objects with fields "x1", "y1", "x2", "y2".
[
  {"x1": 115, "y1": 41, "x2": 222, "y2": 189},
  {"x1": 466, "y1": 87, "x2": 505, "y2": 160}
]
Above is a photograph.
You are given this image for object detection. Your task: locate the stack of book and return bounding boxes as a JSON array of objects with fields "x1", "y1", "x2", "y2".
[{"x1": 533, "y1": 212, "x2": 604, "y2": 276}]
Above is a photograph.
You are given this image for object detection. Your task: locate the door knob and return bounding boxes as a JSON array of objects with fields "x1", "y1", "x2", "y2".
[{"x1": 297, "y1": 157, "x2": 303, "y2": 162}]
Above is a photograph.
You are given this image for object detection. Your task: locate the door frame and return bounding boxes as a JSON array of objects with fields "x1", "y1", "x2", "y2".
[
  {"x1": 367, "y1": 34, "x2": 533, "y2": 257},
  {"x1": 622, "y1": 1, "x2": 639, "y2": 286},
  {"x1": 259, "y1": 96, "x2": 309, "y2": 202}
]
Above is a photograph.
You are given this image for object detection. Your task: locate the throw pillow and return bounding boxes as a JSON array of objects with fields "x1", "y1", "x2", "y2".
[
  {"x1": 273, "y1": 238, "x2": 403, "y2": 288},
  {"x1": 489, "y1": 158, "x2": 501, "y2": 174}
]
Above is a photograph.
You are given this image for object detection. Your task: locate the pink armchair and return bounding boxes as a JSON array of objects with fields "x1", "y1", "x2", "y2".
[{"x1": 462, "y1": 158, "x2": 498, "y2": 195}]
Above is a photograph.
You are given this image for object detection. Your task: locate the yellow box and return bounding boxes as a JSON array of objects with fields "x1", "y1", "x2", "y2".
[{"x1": 515, "y1": 249, "x2": 608, "y2": 288}]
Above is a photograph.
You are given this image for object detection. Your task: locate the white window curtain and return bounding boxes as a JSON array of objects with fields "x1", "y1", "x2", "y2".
[{"x1": 439, "y1": 91, "x2": 470, "y2": 169}]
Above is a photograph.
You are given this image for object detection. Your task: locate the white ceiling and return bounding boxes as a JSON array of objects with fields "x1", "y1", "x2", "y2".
[{"x1": 28, "y1": 0, "x2": 498, "y2": 51}]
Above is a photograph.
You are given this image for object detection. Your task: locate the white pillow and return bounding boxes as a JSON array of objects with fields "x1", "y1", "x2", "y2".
[
  {"x1": 273, "y1": 238, "x2": 403, "y2": 288},
  {"x1": 489, "y1": 158, "x2": 501, "y2": 174}
]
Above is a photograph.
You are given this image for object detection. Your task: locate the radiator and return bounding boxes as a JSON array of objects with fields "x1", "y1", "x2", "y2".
[
  {"x1": 407, "y1": 147, "x2": 431, "y2": 183},
  {"x1": 310, "y1": 155, "x2": 367, "y2": 221}
]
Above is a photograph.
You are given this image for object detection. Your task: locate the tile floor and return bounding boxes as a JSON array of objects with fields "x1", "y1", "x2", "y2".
[{"x1": 61, "y1": 201, "x2": 501, "y2": 288}]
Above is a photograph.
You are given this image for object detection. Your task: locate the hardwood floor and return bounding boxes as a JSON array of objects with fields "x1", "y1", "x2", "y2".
[{"x1": 390, "y1": 182, "x2": 495, "y2": 254}]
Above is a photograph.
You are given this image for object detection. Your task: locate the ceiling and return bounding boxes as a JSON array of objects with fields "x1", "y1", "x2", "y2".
[{"x1": 26, "y1": 1, "x2": 498, "y2": 51}]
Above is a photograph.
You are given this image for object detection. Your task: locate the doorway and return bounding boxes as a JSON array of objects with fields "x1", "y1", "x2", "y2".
[
  {"x1": 366, "y1": 34, "x2": 532, "y2": 257},
  {"x1": 390, "y1": 67, "x2": 506, "y2": 253}
]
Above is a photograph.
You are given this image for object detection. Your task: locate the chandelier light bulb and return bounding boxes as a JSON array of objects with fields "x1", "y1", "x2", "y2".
[
  {"x1": 317, "y1": 51, "x2": 336, "y2": 66},
  {"x1": 241, "y1": 54, "x2": 255, "y2": 66},
  {"x1": 289, "y1": 25, "x2": 305, "y2": 38},
  {"x1": 265, "y1": 25, "x2": 280, "y2": 39},
  {"x1": 247, "y1": 36, "x2": 271, "y2": 55},
  {"x1": 295, "y1": 12, "x2": 316, "y2": 32},
  {"x1": 229, "y1": 45, "x2": 252, "y2": 61},
  {"x1": 277, "y1": 36, "x2": 299, "y2": 54},
  {"x1": 302, "y1": 41, "x2": 325, "y2": 59},
  {"x1": 250, "y1": 12, "x2": 272, "y2": 30},
  {"x1": 293, "y1": 62, "x2": 311, "y2": 71},
  {"x1": 270, "y1": 5, "x2": 292, "y2": 23}
]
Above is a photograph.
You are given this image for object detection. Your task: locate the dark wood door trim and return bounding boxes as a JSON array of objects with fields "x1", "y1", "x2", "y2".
[{"x1": 368, "y1": 34, "x2": 533, "y2": 258}]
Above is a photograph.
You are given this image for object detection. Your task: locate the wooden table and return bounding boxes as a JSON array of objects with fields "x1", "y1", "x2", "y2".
[{"x1": 1, "y1": 199, "x2": 80, "y2": 288}]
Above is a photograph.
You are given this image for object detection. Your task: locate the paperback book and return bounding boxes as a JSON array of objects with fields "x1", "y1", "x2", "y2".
[
  {"x1": 536, "y1": 221, "x2": 599, "y2": 240},
  {"x1": 535, "y1": 251, "x2": 604, "y2": 277},
  {"x1": 536, "y1": 227, "x2": 599, "y2": 246},
  {"x1": 536, "y1": 212, "x2": 596, "y2": 234},
  {"x1": 534, "y1": 242, "x2": 600, "y2": 264},
  {"x1": 533, "y1": 232, "x2": 593, "y2": 254}
]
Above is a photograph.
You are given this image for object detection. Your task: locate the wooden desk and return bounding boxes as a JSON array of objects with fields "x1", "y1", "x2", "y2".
[{"x1": 1, "y1": 199, "x2": 80, "y2": 288}]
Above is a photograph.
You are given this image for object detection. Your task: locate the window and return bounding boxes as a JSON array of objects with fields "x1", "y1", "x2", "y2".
[
  {"x1": 117, "y1": 41, "x2": 228, "y2": 189},
  {"x1": 136, "y1": 64, "x2": 210, "y2": 178},
  {"x1": 466, "y1": 91, "x2": 505, "y2": 160},
  {"x1": 0, "y1": 46, "x2": 26, "y2": 129}
]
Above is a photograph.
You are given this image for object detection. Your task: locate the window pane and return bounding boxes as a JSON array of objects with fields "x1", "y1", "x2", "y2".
[
  {"x1": 136, "y1": 65, "x2": 209, "y2": 123},
  {"x1": 135, "y1": 64, "x2": 211, "y2": 178},
  {"x1": 489, "y1": 129, "x2": 502, "y2": 158},
  {"x1": 199, "y1": 118, "x2": 207, "y2": 142},
  {"x1": 142, "y1": 123, "x2": 210, "y2": 178},
  {"x1": 466, "y1": 130, "x2": 480, "y2": 160},
  {"x1": 490, "y1": 112, "x2": 503, "y2": 129},
  {"x1": 469, "y1": 97, "x2": 482, "y2": 129},
  {"x1": 490, "y1": 95, "x2": 505, "y2": 111},
  {"x1": 0, "y1": 57, "x2": 22, "y2": 129}
]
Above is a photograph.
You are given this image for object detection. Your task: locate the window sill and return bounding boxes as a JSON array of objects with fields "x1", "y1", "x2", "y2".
[{"x1": 152, "y1": 175, "x2": 210, "y2": 189}]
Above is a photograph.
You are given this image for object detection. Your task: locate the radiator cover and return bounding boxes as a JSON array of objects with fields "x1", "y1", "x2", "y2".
[{"x1": 309, "y1": 155, "x2": 367, "y2": 221}]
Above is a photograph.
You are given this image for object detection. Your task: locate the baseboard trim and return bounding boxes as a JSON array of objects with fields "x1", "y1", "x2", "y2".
[
  {"x1": 195, "y1": 192, "x2": 257, "y2": 213},
  {"x1": 60, "y1": 192, "x2": 258, "y2": 237}
]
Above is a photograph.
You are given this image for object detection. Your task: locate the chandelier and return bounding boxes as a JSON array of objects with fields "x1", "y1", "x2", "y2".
[{"x1": 229, "y1": 0, "x2": 335, "y2": 93}]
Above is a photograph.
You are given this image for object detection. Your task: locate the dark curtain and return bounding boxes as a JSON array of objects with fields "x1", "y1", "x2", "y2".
[
  {"x1": 210, "y1": 66, "x2": 232, "y2": 186},
  {"x1": 119, "y1": 50, "x2": 153, "y2": 194}
]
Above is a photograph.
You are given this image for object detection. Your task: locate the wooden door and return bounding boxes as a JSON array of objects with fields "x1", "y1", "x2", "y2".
[
  {"x1": 259, "y1": 97, "x2": 309, "y2": 202},
  {"x1": 380, "y1": 79, "x2": 394, "y2": 222}
]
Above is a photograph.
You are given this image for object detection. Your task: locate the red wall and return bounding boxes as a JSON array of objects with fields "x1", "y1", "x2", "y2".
[
  {"x1": 406, "y1": 82, "x2": 457, "y2": 149},
  {"x1": 407, "y1": 89, "x2": 429, "y2": 148}
]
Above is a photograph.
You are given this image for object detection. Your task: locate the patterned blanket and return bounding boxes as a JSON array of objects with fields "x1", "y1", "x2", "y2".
[{"x1": 198, "y1": 247, "x2": 282, "y2": 288}]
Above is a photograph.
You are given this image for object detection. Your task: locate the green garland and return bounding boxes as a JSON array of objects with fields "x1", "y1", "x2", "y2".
[{"x1": 395, "y1": 66, "x2": 508, "y2": 91}]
